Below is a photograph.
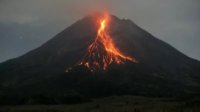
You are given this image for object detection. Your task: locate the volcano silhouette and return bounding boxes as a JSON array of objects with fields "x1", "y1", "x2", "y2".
[{"x1": 0, "y1": 14, "x2": 200, "y2": 100}]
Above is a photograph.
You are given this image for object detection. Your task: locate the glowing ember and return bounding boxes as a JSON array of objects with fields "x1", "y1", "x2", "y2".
[{"x1": 78, "y1": 13, "x2": 137, "y2": 72}]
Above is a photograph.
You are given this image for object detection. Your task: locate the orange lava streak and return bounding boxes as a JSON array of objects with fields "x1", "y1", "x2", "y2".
[{"x1": 80, "y1": 14, "x2": 136, "y2": 72}]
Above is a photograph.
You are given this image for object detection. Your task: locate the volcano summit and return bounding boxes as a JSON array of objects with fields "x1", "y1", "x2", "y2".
[
  {"x1": 0, "y1": 13, "x2": 200, "y2": 103},
  {"x1": 72, "y1": 13, "x2": 137, "y2": 72}
]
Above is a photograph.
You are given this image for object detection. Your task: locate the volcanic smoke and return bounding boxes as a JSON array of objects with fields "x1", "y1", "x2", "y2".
[{"x1": 78, "y1": 14, "x2": 137, "y2": 72}]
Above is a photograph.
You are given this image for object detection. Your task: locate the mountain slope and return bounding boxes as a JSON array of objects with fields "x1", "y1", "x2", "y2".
[{"x1": 0, "y1": 14, "x2": 200, "y2": 98}]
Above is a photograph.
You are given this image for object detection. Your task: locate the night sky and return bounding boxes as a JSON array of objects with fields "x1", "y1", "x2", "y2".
[{"x1": 0, "y1": 0, "x2": 200, "y2": 63}]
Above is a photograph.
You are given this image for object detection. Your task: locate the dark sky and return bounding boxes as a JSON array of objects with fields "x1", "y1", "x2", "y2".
[{"x1": 0, "y1": 0, "x2": 200, "y2": 62}]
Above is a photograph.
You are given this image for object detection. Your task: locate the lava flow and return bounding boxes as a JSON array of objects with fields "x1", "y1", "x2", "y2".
[{"x1": 78, "y1": 14, "x2": 137, "y2": 72}]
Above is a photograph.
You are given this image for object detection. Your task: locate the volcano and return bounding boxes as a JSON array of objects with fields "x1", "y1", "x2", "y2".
[{"x1": 0, "y1": 13, "x2": 200, "y2": 102}]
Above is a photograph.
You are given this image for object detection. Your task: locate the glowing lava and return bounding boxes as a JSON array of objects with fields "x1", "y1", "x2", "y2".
[{"x1": 78, "y1": 14, "x2": 137, "y2": 72}]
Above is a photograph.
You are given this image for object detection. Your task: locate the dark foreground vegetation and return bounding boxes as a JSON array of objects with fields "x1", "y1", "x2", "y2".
[{"x1": 0, "y1": 95, "x2": 200, "y2": 112}]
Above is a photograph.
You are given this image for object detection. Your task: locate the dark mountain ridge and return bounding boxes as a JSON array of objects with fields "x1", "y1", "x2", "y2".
[{"x1": 0, "y1": 14, "x2": 200, "y2": 103}]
